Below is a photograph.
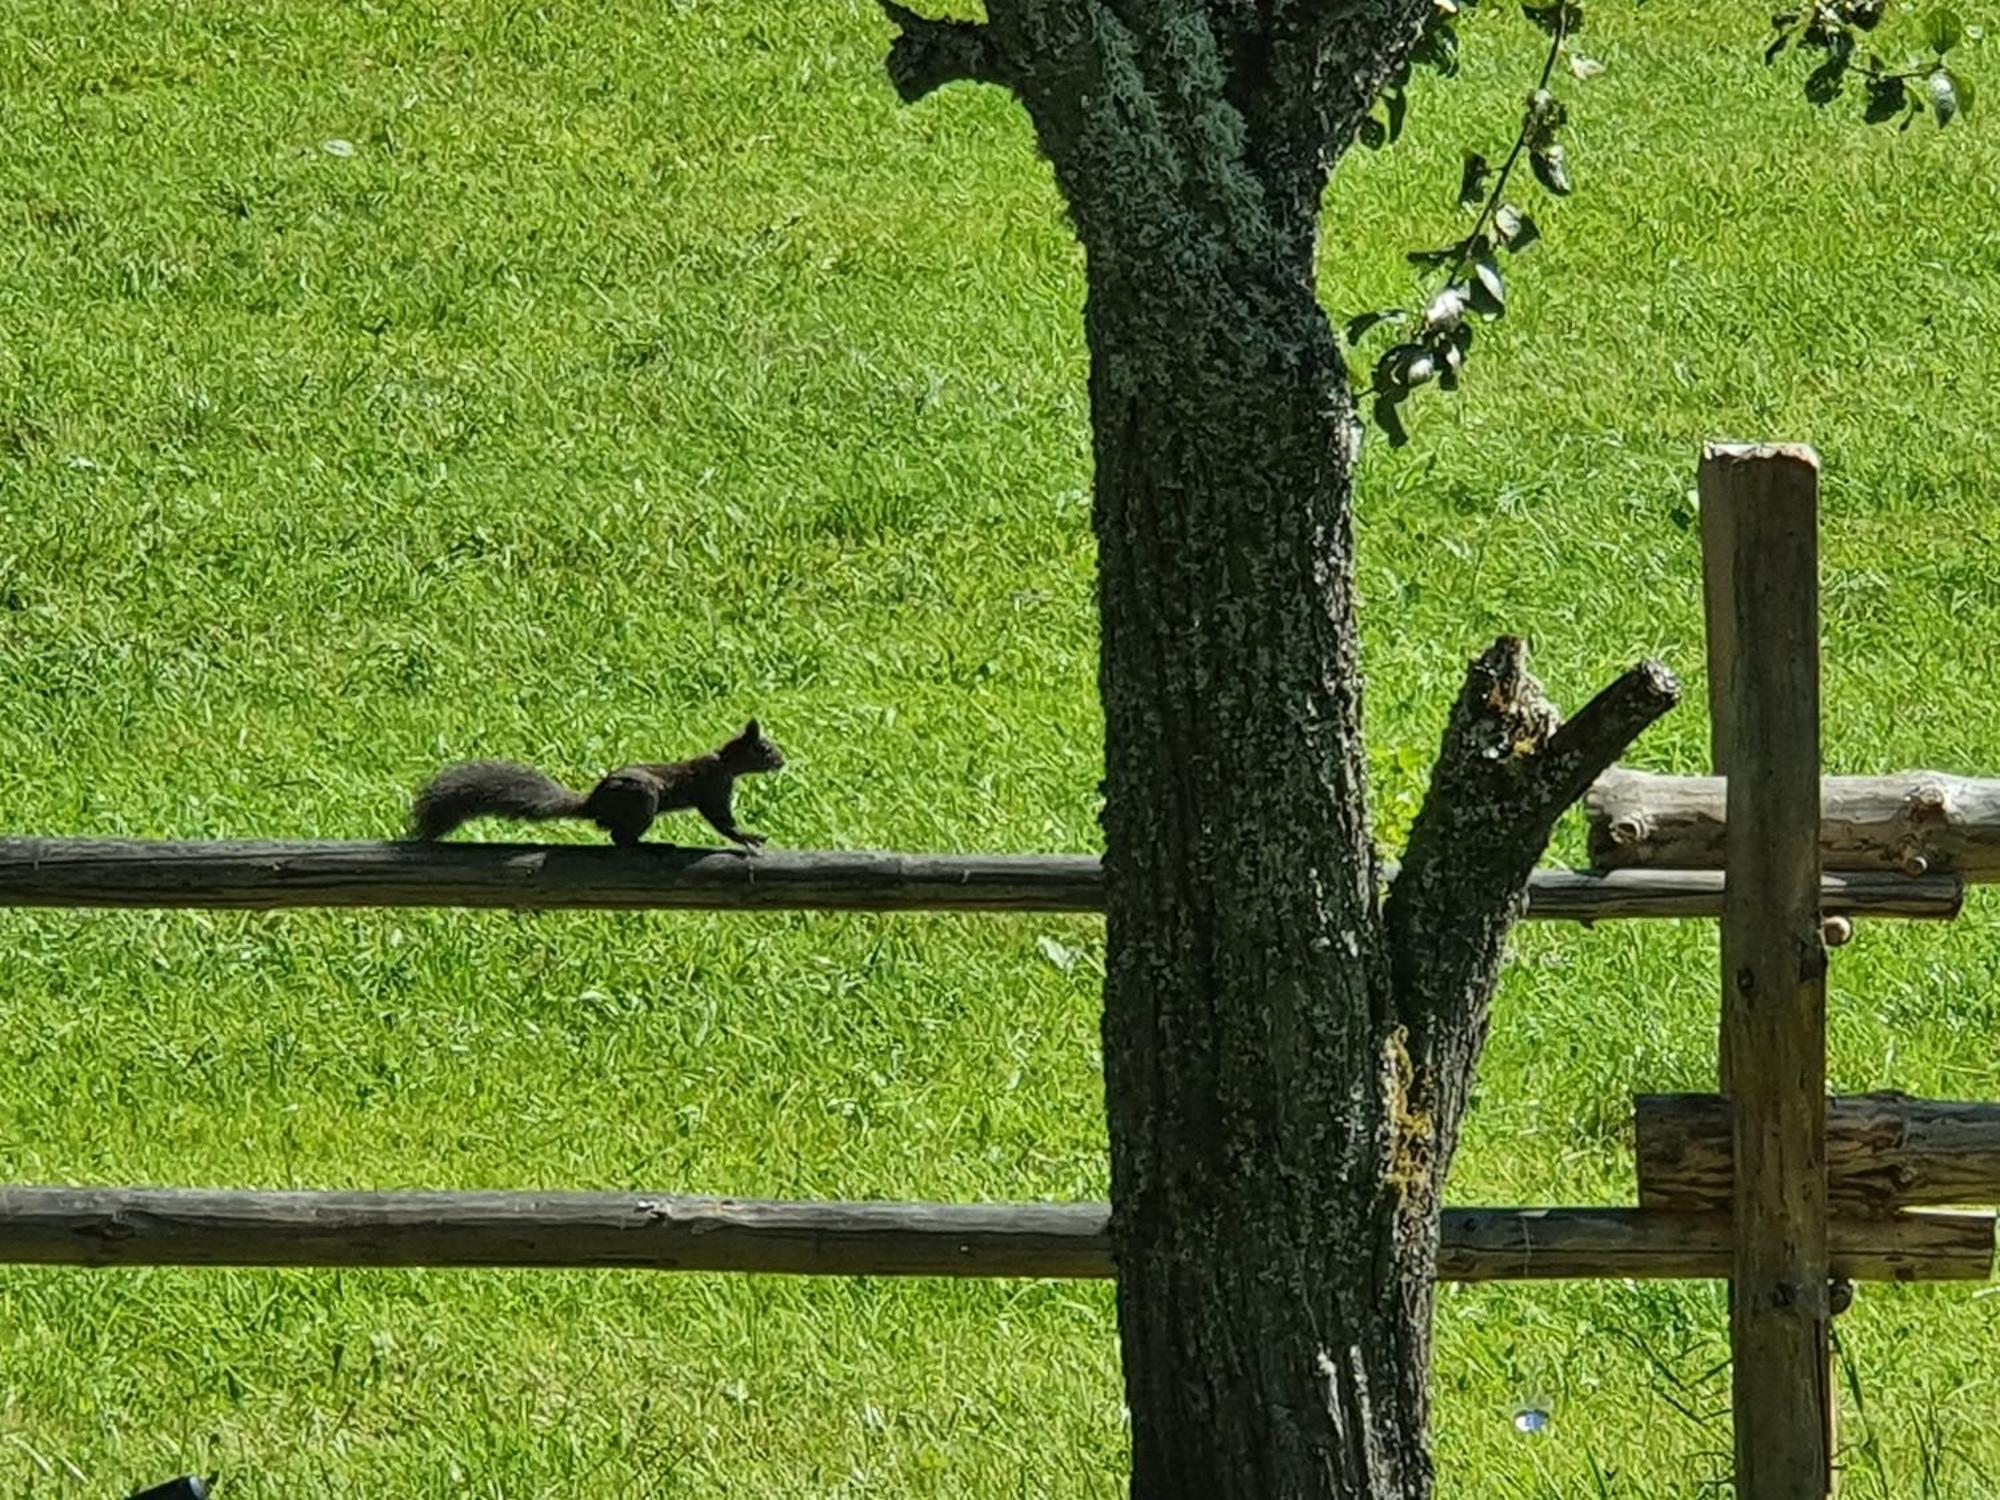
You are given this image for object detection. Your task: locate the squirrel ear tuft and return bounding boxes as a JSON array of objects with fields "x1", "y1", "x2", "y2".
[{"x1": 743, "y1": 719, "x2": 761, "y2": 738}]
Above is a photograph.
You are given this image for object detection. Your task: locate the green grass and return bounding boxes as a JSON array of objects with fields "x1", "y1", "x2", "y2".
[{"x1": 0, "y1": 0, "x2": 1995, "y2": 1492}]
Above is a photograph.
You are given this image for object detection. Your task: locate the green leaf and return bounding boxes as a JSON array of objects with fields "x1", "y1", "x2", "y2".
[
  {"x1": 1804, "y1": 46, "x2": 1851, "y2": 105},
  {"x1": 1765, "y1": 8, "x2": 1803, "y2": 61},
  {"x1": 1385, "y1": 85, "x2": 1409, "y2": 144},
  {"x1": 1946, "y1": 67, "x2": 1975, "y2": 120},
  {"x1": 1413, "y1": 19, "x2": 1461, "y2": 75},
  {"x1": 1922, "y1": 5, "x2": 1964, "y2": 54},
  {"x1": 1440, "y1": 336, "x2": 1472, "y2": 394},
  {"x1": 1373, "y1": 343, "x2": 1427, "y2": 393},
  {"x1": 1373, "y1": 396, "x2": 1411, "y2": 448},
  {"x1": 1459, "y1": 151, "x2": 1492, "y2": 205},
  {"x1": 1422, "y1": 285, "x2": 1471, "y2": 333},
  {"x1": 1531, "y1": 145, "x2": 1572, "y2": 195},
  {"x1": 1494, "y1": 203, "x2": 1542, "y2": 252},
  {"x1": 1345, "y1": 309, "x2": 1408, "y2": 343},
  {"x1": 1929, "y1": 67, "x2": 1960, "y2": 125},
  {"x1": 1525, "y1": 88, "x2": 1568, "y2": 138},
  {"x1": 1469, "y1": 258, "x2": 1507, "y2": 317},
  {"x1": 1359, "y1": 116, "x2": 1387, "y2": 149},
  {"x1": 1566, "y1": 51, "x2": 1606, "y2": 79},
  {"x1": 1864, "y1": 73, "x2": 1909, "y2": 122}
]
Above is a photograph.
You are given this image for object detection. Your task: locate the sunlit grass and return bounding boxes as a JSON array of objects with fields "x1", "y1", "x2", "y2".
[{"x1": 0, "y1": 0, "x2": 1994, "y2": 1492}]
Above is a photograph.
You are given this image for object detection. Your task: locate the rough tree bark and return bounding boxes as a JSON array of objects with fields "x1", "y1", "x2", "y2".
[{"x1": 880, "y1": 6, "x2": 1680, "y2": 1495}]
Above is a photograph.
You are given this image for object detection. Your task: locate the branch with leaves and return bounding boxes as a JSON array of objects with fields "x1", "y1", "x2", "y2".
[
  {"x1": 1768, "y1": 2, "x2": 1977, "y2": 125},
  {"x1": 1344, "y1": 0, "x2": 1979, "y2": 448},
  {"x1": 1345, "y1": 1, "x2": 1589, "y2": 447}
]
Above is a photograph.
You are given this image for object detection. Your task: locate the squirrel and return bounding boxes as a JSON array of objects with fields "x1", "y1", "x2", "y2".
[{"x1": 409, "y1": 721, "x2": 786, "y2": 848}]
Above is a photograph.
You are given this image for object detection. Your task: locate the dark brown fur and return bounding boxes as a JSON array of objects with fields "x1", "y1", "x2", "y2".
[{"x1": 409, "y1": 722, "x2": 785, "y2": 847}]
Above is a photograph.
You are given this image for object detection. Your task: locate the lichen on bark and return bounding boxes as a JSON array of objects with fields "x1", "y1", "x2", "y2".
[{"x1": 879, "y1": 5, "x2": 1678, "y2": 1494}]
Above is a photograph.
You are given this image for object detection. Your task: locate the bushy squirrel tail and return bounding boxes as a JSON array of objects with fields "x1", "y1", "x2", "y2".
[{"x1": 409, "y1": 760, "x2": 588, "y2": 840}]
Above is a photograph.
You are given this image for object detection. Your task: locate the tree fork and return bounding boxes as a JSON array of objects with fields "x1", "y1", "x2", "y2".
[{"x1": 877, "y1": 6, "x2": 1673, "y2": 1496}]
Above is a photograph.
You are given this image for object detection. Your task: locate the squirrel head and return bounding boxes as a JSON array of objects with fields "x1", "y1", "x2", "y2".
[{"x1": 724, "y1": 719, "x2": 786, "y2": 773}]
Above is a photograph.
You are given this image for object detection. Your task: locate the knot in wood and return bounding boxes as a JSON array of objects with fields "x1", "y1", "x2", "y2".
[
  {"x1": 1767, "y1": 1278, "x2": 1833, "y2": 1316},
  {"x1": 1906, "y1": 782, "x2": 1950, "y2": 821}
]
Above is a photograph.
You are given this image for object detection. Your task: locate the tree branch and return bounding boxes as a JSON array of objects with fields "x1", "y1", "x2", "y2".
[
  {"x1": 1222, "y1": 0, "x2": 1433, "y2": 246},
  {"x1": 880, "y1": 2, "x2": 1007, "y2": 103},
  {"x1": 1384, "y1": 637, "x2": 1678, "y2": 1186},
  {"x1": 1398, "y1": 639, "x2": 1679, "y2": 894},
  {"x1": 1534, "y1": 657, "x2": 1685, "y2": 818}
]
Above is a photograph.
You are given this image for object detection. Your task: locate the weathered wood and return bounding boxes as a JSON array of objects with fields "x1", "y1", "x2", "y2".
[
  {"x1": 1707, "y1": 441, "x2": 1832, "y2": 1497},
  {"x1": 1638, "y1": 1093, "x2": 2000, "y2": 1213},
  {"x1": 1510, "y1": 867, "x2": 1956, "y2": 921},
  {"x1": 0, "y1": 839, "x2": 1960, "y2": 919},
  {"x1": 0, "y1": 1188, "x2": 1114, "y2": 1277},
  {"x1": 0, "y1": 841, "x2": 1107, "y2": 912},
  {"x1": 1701, "y1": 444, "x2": 1756, "y2": 1487},
  {"x1": 1438, "y1": 1205, "x2": 1989, "y2": 1283},
  {"x1": 0, "y1": 1187, "x2": 1984, "y2": 1281},
  {"x1": 1701, "y1": 456, "x2": 1741, "y2": 778},
  {"x1": 1588, "y1": 767, "x2": 2000, "y2": 878}
]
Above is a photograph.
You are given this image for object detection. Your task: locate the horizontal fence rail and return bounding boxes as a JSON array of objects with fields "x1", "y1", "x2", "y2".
[
  {"x1": 0, "y1": 840, "x2": 1965, "y2": 919},
  {"x1": 0, "y1": 1188, "x2": 1987, "y2": 1282},
  {"x1": 1589, "y1": 767, "x2": 2000, "y2": 877},
  {"x1": 1637, "y1": 1093, "x2": 2000, "y2": 1213}
]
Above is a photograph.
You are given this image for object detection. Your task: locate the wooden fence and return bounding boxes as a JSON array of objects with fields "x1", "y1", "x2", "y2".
[
  {"x1": 3, "y1": 443, "x2": 1997, "y2": 1497},
  {"x1": 0, "y1": 840, "x2": 1959, "y2": 918}
]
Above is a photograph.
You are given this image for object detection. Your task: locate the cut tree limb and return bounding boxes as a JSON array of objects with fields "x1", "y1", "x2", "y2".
[
  {"x1": 1389, "y1": 640, "x2": 1680, "y2": 1189},
  {"x1": 1588, "y1": 766, "x2": 2000, "y2": 877}
]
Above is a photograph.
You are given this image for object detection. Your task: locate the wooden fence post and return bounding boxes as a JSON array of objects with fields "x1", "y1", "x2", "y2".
[{"x1": 1701, "y1": 442, "x2": 1834, "y2": 1496}]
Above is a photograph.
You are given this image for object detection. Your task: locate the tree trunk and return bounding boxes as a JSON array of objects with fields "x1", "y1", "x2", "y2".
[
  {"x1": 1090, "y1": 252, "x2": 1426, "y2": 1493},
  {"x1": 879, "y1": 6, "x2": 1680, "y2": 1495}
]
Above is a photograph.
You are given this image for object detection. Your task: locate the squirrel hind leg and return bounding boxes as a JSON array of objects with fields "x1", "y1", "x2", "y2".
[{"x1": 585, "y1": 769, "x2": 661, "y2": 847}]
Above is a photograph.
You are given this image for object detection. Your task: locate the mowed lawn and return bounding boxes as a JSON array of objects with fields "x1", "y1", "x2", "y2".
[{"x1": 0, "y1": 0, "x2": 1996, "y2": 1493}]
